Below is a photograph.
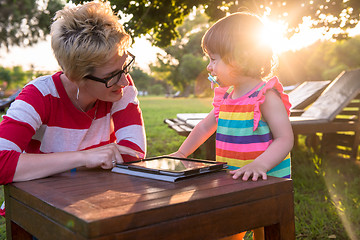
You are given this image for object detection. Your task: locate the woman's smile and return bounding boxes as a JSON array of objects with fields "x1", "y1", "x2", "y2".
[{"x1": 112, "y1": 87, "x2": 124, "y2": 96}]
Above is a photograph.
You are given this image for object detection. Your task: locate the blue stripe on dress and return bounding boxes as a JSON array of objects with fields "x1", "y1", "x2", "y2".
[
  {"x1": 267, "y1": 158, "x2": 291, "y2": 178},
  {"x1": 267, "y1": 158, "x2": 291, "y2": 173},
  {"x1": 217, "y1": 125, "x2": 270, "y2": 136},
  {"x1": 216, "y1": 132, "x2": 272, "y2": 144},
  {"x1": 248, "y1": 91, "x2": 259, "y2": 98},
  {"x1": 218, "y1": 119, "x2": 268, "y2": 128}
]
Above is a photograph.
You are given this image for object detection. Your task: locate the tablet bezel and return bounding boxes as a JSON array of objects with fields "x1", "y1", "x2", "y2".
[{"x1": 116, "y1": 156, "x2": 227, "y2": 176}]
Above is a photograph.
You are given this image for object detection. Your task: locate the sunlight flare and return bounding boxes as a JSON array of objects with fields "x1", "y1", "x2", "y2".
[
  {"x1": 260, "y1": 16, "x2": 339, "y2": 54},
  {"x1": 260, "y1": 17, "x2": 290, "y2": 54}
]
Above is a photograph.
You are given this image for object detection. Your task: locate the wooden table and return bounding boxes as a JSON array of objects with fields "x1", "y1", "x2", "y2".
[{"x1": 5, "y1": 168, "x2": 295, "y2": 240}]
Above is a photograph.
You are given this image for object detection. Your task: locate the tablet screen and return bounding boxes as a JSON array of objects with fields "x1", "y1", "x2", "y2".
[{"x1": 130, "y1": 157, "x2": 216, "y2": 172}]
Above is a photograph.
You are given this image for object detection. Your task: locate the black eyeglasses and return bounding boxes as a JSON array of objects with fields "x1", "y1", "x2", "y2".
[{"x1": 85, "y1": 52, "x2": 135, "y2": 88}]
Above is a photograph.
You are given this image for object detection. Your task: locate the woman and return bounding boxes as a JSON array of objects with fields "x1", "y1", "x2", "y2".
[{"x1": 0, "y1": 0, "x2": 146, "y2": 186}]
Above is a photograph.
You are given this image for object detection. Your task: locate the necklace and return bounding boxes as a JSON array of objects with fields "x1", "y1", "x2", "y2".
[
  {"x1": 74, "y1": 87, "x2": 98, "y2": 122},
  {"x1": 75, "y1": 100, "x2": 98, "y2": 122},
  {"x1": 61, "y1": 74, "x2": 98, "y2": 122}
]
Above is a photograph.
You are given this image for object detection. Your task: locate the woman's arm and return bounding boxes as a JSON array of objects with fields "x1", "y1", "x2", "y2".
[
  {"x1": 0, "y1": 74, "x2": 145, "y2": 183},
  {"x1": 13, "y1": 144, "x2": 142, "y2": 182},
  {"x1": 171, "y1": 109, "x2": 217, "y2": 158},
  {"x1": 111, "y1": 78, "x2": 146, "y2": 161},
  {"x1": 230, "y1": 90, "x2": 294, "y2": 181}
]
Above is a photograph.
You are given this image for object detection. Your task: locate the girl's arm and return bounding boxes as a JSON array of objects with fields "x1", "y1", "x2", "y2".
[
  {"x1": 171, "y1": 109, "x2": 217, "y2": 158},
  {"x1": 230, "y1": 90, "x2": 294, "y2": 181}
]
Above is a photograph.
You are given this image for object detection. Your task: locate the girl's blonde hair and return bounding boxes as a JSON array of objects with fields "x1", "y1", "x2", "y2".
[
  {"x1": 202, "y1": 12, "x2": 275, "y2": 80},
  {"x1": 51, "y1": 1, "x2": 131, "y2": 81}
]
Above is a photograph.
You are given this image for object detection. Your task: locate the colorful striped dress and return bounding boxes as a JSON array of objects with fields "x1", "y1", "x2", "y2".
[{"x1": 212, "y1": 77, "x2": 292, "y2": 178}]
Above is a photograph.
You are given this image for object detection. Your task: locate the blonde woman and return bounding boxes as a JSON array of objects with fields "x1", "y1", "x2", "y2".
[{"x1": 0, "y1": 1, "x2": 146, "y2": 189}]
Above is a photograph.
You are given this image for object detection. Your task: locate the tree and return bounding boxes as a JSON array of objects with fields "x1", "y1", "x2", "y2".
[
  {"x1": 4, "y1": 0, "x2": 358, "y2": 49},
  {"x1": 0, "y1": 66, "x2": 34, "y2": 90},
  {"x1": 0, "y1": 0, "x2": 65, "y2": 49},
  {"x1": 149, "y1": 10, "x2": 209, "y2": 96},
  {"x1": 131, "y1": 66, "x2": 167, "y2": 95},
  {"x1": 69, "y1": 0, "x2": 360, "y2": 47},
  {"x1": 276, "y1": 35, "x2": 360, "y2": 84}
]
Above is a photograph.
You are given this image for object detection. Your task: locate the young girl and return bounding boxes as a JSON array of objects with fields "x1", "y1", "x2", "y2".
[{"x1": 170, "y1": 12, "x2": 294, "y2": 239}]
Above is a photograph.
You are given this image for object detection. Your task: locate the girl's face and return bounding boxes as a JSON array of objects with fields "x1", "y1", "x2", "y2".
[
  {"x1": 83, "y1": 51, "x2": 131, "y2": 102},
  {"x1": 206, "y1": 53, "x2": 235, "y2": 87}
]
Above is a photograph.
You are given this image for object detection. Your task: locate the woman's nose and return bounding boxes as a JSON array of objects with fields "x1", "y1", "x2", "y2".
[{"x1": 117, "y1": 73, "x2": 129, "y2": 87}]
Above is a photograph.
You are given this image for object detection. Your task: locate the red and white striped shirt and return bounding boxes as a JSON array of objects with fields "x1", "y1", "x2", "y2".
[{"x1": 0, "y1": 71, "x2": 146, "y2": 184}]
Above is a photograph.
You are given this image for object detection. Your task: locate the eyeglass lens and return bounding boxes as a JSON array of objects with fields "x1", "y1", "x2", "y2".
[{"x1": 107, "y1": 55, "x2": 134, "y2": 87}]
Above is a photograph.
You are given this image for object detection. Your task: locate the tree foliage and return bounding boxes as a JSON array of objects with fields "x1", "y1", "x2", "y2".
[
  {"x1": 70, "y1": 0, "x2": 360, "y2": 47},
  {"x1": 277, "y1": 35, "x2": 360, "y2": 85},
  {"x1": 0, "y1": 66, "x2": 37, "y2": 90},
  {"x1": 3, "y1": 0, "x2": 358, "y2": 49},
  {"x1": 0, "y1": 0, "x2": 65, "y2": 49},
  {"x1": 149, "y1": 10, "x2": 208, "y2": 96}
]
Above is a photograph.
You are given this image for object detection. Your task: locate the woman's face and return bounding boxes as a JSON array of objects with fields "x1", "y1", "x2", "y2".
[{"x1": 83, "y1": 51, "x2": 131, "y2": 102}]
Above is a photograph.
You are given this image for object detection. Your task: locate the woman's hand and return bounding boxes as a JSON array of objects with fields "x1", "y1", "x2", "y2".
[
  {"x1": 229, "y1": 161, "x2": 268, "y2": 181},
  {"x1": 82, "y1": 143, "x2": 144, "y2": 169}
]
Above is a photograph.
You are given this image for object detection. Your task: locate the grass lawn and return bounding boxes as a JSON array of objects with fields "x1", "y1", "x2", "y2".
[{"x1": 1, "y1": 96, "x2": 360, "y2": 239}]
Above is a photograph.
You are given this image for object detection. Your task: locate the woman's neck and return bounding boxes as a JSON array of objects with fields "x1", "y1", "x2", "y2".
[{"x1": 60, "y1": 74, "x2": 96, "y2": 112}]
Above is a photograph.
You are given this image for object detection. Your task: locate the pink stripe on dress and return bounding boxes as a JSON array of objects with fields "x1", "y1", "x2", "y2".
[{"x1": 216, "y1": 140, "x2": 271, "y2": 152}]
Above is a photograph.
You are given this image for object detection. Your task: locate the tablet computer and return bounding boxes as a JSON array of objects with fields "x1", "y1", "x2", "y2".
[{"x1": 116, "y1": 156, "x2": 227, "y2": 176}]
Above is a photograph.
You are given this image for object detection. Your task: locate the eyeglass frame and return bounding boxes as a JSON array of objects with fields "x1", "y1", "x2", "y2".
[{"x1": 84, "y1": 52, "x2": 135, "y2": 88}]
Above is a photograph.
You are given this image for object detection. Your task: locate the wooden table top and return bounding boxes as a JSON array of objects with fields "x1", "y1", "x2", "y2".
[{"x1": 6, "y1": 168, "x2": 293, "y2": 239}]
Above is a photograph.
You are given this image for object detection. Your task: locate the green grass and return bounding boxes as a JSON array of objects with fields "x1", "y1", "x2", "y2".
[
  {"x1": 140, "y1": 96, "x2": 213, "y2": 157},
  {"x1": 291, "y1": 150, "x2": 356, "y2": 239},
  {"x1": 1, "y1": 96, "x2": 360, "y2": 239}
]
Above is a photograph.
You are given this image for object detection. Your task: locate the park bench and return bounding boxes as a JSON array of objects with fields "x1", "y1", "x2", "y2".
[
  {"x1": 164, "y1": 69, "x2": 360, "y2": 159},
  {"x1": 291, "y1": 69, "x2": 360, "y2": 159},
  {"x1": 0, "y1": 89, "x2": 21, "y2": 112},
  {"x1": 288, "y1": 80, "x2": 331, "y2": 116}
]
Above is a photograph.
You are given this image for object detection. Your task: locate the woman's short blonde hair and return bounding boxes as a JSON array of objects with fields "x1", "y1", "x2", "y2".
[
  {"x1": 202, "y1": 12, "x2": 275, "y2": 80},
  {"x1": 51, "y1": 1, "x2": 131, "y2": 81}
]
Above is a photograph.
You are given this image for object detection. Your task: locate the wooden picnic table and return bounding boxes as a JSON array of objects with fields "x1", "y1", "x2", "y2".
[{"x1": 5, "y1": 168, "x2": 295, "y2": 240}]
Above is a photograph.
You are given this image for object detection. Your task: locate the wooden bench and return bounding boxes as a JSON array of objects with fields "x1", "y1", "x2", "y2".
[
  {"x1": 288, "y1": 80, "x2": 331, "y2": 116},
  {"x1": 291, "y1": 69, "x2": 360, "y2": 158},
  {"x1": 164, "y1": 113, "x2": 215, "y2": 160},
  {"x1": 0, "y1": 89, "x2": 21, "y2": 112}
]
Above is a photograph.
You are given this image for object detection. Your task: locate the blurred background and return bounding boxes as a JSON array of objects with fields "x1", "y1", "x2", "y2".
[{"x1": 2, "y1": 0, "x2": 360, "y2": 97}]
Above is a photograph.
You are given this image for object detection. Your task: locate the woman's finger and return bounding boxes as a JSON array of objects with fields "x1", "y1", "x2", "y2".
[
  {"x1": 115, "y1": 145, "x2": 145, "y2": 158},
  {"x1": 113, "y1": 147, "x2": 124, "y2": 165}
]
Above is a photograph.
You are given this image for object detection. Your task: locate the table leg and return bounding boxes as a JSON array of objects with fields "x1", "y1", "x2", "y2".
[
  {"x1": 205, "y1": 133, "x2": 216, "y2": 160},
  {"x1": 7, "y1": 221, "x2": 32, "y2": 240}
]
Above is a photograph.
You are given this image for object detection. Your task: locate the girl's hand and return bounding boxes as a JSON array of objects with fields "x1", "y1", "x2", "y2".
[
  {"x1": 229, "y1": 161, "x2": 268, "y2": 181},
  {"x1": 168, "y1": 151, "x2": 187, "y2": 158},
  {"x1": 82, "y1": 143, "x2": 144, "y2": 169}
]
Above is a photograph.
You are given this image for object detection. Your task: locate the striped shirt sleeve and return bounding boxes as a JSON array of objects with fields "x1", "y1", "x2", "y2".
[
  {"x1": 111, "y1": 75, "x2": 146, "y2": 162},
  {"x1": 0, "y1": 80, "x2": 47, "y2": 184}
]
